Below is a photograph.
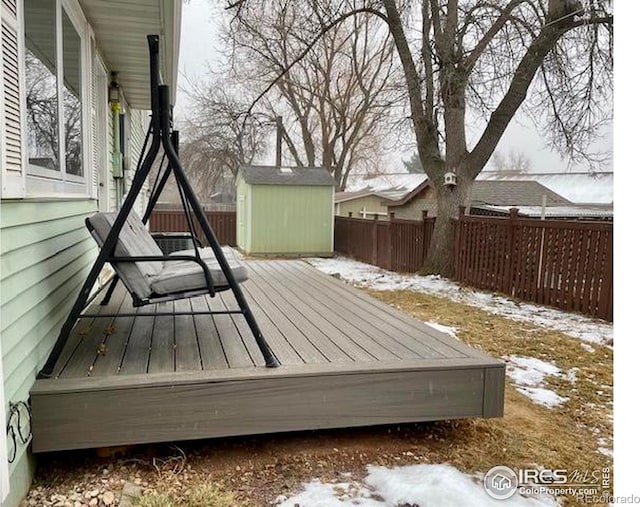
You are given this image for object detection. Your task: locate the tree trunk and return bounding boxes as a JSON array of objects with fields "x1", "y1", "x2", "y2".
[{"x1": 423, "y1": 174, "x2": 472, "y2": 277}]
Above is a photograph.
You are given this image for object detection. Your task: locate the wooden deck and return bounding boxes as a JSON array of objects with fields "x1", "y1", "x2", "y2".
[{"x1": 30, "y1": 260, "x2": 504, "y2": 452}]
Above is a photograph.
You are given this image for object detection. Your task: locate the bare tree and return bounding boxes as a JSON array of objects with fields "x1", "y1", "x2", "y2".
[
  {"x1": 229, "y1": 0, "x2": 612, "y2": 275},
  {"x1": 491, "y1": 150, "x2": 532, "y2": 172},
  {"x1": 181, "y1": 80, "x2": 268, "y2": 201},
  {"x1": 222, "y1": 0, "x2": 405, "y2": 189}
]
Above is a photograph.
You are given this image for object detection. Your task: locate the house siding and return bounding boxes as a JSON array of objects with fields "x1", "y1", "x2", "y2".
[
  {"x1": 127, "y1": 108, "x2": 149, "y2": 217},
  {"x1": 0, "y1": 199, "x2": 98, "y2": 506},
  {"x1": 334, "y1": 195, "x2": 388, "y2": 218},
  {"x1": 389, "y1": 189, "x2": 438, "y2": 220}
]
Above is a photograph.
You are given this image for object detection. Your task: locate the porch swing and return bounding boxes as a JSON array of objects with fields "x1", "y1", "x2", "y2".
[{"x1": 38, "y1": 35, "x2": 279, "y2": 379}]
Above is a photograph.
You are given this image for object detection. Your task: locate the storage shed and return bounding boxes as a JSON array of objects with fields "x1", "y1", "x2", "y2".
[{"x1": 236, "y1": 166, "x2": 335, "y2": 256}]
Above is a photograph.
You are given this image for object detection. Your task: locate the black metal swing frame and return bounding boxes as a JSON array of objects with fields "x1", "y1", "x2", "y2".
[{"x1": 37, "y1": 35, "x2": 279, "y2": 379}]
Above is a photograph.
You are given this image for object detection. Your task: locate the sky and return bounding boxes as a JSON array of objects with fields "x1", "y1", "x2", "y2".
[{"x1": 175, "y1": 0, "x2": 613, "y2": 174}]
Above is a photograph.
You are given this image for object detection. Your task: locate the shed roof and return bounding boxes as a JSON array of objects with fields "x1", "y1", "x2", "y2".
[{"x1": 239, "y1": 166, "x2": 335, "y2": 186}]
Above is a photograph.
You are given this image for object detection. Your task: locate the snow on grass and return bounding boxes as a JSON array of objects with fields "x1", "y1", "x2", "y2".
[
  {"x1": 425, "y1": 321, "x2": 458, "y2": 337},
  {"x1": 580, "y1": 343, "x2": 595, "y2": 353},
  {"x1": 514, "y1": 386, "x2": 568, "y2": 409},
  {"x1": 597, "y1": 437, "x2": 613, "y2": 458},
  {"x1": 504, "y1": 356, "x2": 569, "y2": 409},
  {"x1": 307, "y1": 256, "x2": 612, "y2": 346},
  {"x1": 275, "y1": 464, "x2": 559, "y2": 506}
]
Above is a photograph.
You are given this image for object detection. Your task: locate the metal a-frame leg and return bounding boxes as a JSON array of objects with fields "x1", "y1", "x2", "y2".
[
  {"x1": 100, "y1": 275, "x2": 120, "y2": 305},
  {"x1": 158, "y1": 86, "x2": 279, "y2": 368},
  {"x1": 37, "y1": 36, "x2": 164, "y2": 379}
]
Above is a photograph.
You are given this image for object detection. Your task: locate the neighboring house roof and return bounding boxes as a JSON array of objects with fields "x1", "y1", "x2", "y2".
[
  {"x1": 385, "y1": 179, "x2": 573, "y2": 208},
  {"x1": 239, "y1": 166, "x2": 336, "y2": 186},
  {"x1": 346, "y1": 173, "x2": 427, "y2": 196},
  {"x1": 334, "y1": 189, "x2": 400, "y2": 203},
  {"x1": 80, "y1": 0, "x2": 182, "y2": 108},
  {"x1": 470, "y1": 180, "x2": 571, "y2": 206},
  {"x1": 477, "y1": 171, "x2": 613, "y2": 205},
  {"x1": 475, "y1": 205, "x2": 614, "y2": 219}
]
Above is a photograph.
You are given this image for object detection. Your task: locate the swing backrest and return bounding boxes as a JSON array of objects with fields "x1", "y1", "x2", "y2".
[{"x1": 87, "y1": 211, "x2": 163, "y2": 299}]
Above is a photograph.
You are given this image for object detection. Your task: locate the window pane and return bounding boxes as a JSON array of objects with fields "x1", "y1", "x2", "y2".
[
  {"x1": 62, "y1": 10, "x2": 83, "y2": 176},
  {"x1": 24, "y1": 0, "x2": 59, "y2": 172}
]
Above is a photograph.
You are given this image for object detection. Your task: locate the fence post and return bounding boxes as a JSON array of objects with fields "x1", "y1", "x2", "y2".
[
  {"x1": 372, "y1": 213, "x2": 379, "y2": 266},
  {"x1": 389, "y1": 212, "x2": 395, "y2": 271},
  {"x1": 421, "y1": 210, "x2": 429, "y2": 264},
  {"x1": 505, "y1": 208, "x2": 519, "y2": 295}
]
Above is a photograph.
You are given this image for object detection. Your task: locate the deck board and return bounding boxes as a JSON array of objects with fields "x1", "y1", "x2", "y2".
[
  {"x1": 91, "y1": 289, "x2": 136, "y2": 377},
  {"x1": 148, "y1": 302, "x2": 175, "y2": 374},
  {"x1": 288, "y1": 261, "x2": 481, "y2": 358},
  {"x1": 190, "y1": 296, "x2": 229, "y2": 370},
  {"x1": 258, "y1": 261, "x2": 422, "y2": 360},
  {"x1": 174, "y1": 299, "x2": 202, "y2": 372},
  {"x1": 244, "y1": 264, "x2": 345, "y2": 363},
  {"x1": 276, "y1": 261, "x2": 447, "y2": 359},
  {"x1": 251, "y1": 262, "x2": 387, "y2": 361},
  {"x1": 31, "y1": 259, "x2": 505, "y2": 453}
]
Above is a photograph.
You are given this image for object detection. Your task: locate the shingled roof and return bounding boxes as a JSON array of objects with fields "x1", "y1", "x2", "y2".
[
  {"x1": 387, "y1": 179, "x2": 573, "y2": 207},
  {"x1": 470, "y1": 180, "x2": 572, "y2": 206},
  {"x1": 238, "y1": 166, "x2": 335, "y2": 186}
]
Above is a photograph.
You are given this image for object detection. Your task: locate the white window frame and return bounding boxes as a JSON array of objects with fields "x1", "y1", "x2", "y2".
[
  {"x1": 22, "y1": 0, "x2": 95, "y2": 199},
  {"x1": 93, "y1": 48, "x2": 110, "y2": 211}
]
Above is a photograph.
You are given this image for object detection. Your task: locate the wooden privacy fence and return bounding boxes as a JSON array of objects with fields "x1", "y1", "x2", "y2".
[
  {"x1": 334, "y1": 212, "x2": 435, "y2": 272},
  {"x1": 149, "y1": 209, "x2": 237, "y2": 246},
  {"x1": 455, "y1": 211, "x2": 613, "y2": 321},
  {"x1": 334, "y1": 211, "x2": 613, "y2": 321}
]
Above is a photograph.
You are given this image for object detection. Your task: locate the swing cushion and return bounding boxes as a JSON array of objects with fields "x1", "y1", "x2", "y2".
[
  {"x1": 87, "y1": 212, "x2": 247, "y2": 300},
  {"x1": 152, "y1": 246, "x2": 248, "y2": 295}
]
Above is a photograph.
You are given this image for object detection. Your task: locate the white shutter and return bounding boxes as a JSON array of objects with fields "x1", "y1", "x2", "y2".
[{"x1": 1, "y1": 0, "x2": 25, "y2": 197}]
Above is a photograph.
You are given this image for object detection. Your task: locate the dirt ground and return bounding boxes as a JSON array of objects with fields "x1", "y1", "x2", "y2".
[{"x1": 24, "y1": 289, "x2": 613, "y2": 507}]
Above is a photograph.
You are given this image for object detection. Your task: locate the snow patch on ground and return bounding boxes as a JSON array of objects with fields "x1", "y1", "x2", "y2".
[
  {"x1": 580, "y1": 343, "x2": 596, "y2": 353},
  {"x1": 425, "y1": 321, "x2": 458, "y2": 337},
  {"x1": 596, "y1": 437, "x2": 613, "y2": 458},
  {"x1": 307, "y1": 256, "x2": 612, "y2": 346},
  {"x1": 275, "y1": 464, "x2": 559, "y2": 506},
  {"x1": 504, "y1": 356, "x2": 569, "y2": 408}
]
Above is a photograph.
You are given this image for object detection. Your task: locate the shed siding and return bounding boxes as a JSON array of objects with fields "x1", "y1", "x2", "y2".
[
  {"x1": 236, "y1": 176, "x2": 246, "y2": 250},
  {"x1": 249, "y1": 185, "x2": 333, "y2": 255},
  {"x1": 0, "y1": 199, "x2": 98, "y2": 503}
]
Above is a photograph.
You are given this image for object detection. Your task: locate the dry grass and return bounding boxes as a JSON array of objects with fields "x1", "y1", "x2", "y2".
[
  {"x1": 366, "y1": 288, "x2": 613, "y2": 506},
  {"x1": 134, "y1": 484, "x2": 241, "y2": 507}
]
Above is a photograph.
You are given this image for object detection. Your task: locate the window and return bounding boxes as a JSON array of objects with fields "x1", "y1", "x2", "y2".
[{"x1": 23, "y1": 0, "x2": 89, "y2": 195}]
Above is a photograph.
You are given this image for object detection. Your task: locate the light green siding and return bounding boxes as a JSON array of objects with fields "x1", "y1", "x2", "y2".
[
  {"x1": 126, "y1": 109, "x2": 149, "y2": 216},
  {"x1": 0, "y1": 199, "x2": 98, "y2": 503},
  {"x1": 237, "y1": 179, "x2": 333, "y2": 256}
]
